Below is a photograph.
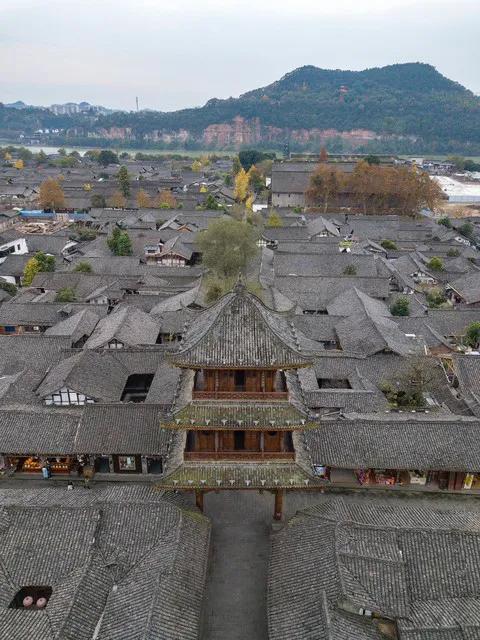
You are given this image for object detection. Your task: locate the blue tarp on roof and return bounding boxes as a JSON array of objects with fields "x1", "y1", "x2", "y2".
[{"x1": 20, "y1": 210, "x2": 55, "y2": 219}]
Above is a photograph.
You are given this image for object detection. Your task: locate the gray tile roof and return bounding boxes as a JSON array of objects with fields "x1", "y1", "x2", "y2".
[
  {"x1": 269, "y1": 497, "x2": 480, "y2": 640},
  {"x1": 75, "y1": 404, "x2": 172, "y2": 454},
  {"x1": 44, "y1": 308, "x2": 101, "y2": 343},
  {"x1": 36, "y1": 350, "x2": 129, "y2": 401},
  {"x1": 84, "y1": 305, "x2": 160, "y2": 349},
  {"x1": 448, "y1": 272, "x2": 480, "y2": 304},
  {"x1": 0, "y1": 302, "x2": 108, "y2": 327},
  {"x1": 171, "y1": 283, "x2": 313, "y2": 369},
  {"x1": 274, "y1": 276, "x2": 390, "y2": 311},
  {"x1": 273, "y1": 253, "x2": 379, "y2": 278},
  {"x1": 454, "y1": 356, "x2": 480, "y2": 417},
  {"x1": 304, "y1": 414, "x2": 480, "y2": 471},
  {"x1": 0, "y1": 407, "x2": 80, "y2": 454},
  {"x1": 0, "y1": 335, "x2": 72, "y2": 374},
  {"x1": 0, "y1": 489, "x2": 210, "y2": 640}
]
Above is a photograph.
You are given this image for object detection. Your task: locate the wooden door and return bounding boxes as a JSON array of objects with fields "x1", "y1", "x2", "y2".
[
  {"x1": 263, "y1": 431, "x2": 282, "y2": 452},
  {"x1": 197, "y1": 431, "x2": 215, "y2": 451},
  {"x1": 221, "y1": 431, "x2": 235, "y2": 451},
  {"x1": 264, "y1": 371, "x2": 275, "y2": 392},
  {"x1": 244, "y1": 431, "x2": 260, "y2": 451}
]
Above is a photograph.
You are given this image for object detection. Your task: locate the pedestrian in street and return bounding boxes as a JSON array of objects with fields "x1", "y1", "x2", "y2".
[
  {"x1": 67, "y1": 481, "x2": 74, "y2": 490},
  {"x1": 41, "y1": 465, "x2": 49, "y2": 480}
]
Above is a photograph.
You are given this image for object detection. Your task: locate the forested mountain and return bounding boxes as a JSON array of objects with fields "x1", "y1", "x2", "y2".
[{"x1": 2, "y1": 63, "x2": 480, "y2": 152}]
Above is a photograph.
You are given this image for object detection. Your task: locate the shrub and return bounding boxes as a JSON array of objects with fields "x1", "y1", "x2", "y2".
[
  {"x1": 390, "y1": 297, "x2": 410, "y2": 316},
  {"x1": 427, "y1": 256, "x2": 444, "y2": 271},
  {"x1": 0, "y1": 280, "x2": 17, "y2": 296},
  {"x1": 465, "y1": 322, "x2": 480, "y2": 349},
  {"x1": 55, "y1": 287, "x2": 76, "y2": 302},
  {"x1": 437, "y1": 216, "x2": 452, "y2": 228},
  {"x1": 459, "y1": 222, "x2": 474, "y2": 240},
  {"x1": 73, "y1": 226, "x2": 97, "y2": 241},
  {"x1": 426, "y1": 287, "x2": 447, "y2": 308},
  {"x1": 343, "y1": 264, "x2": 357, "y2": 276},
  {"x1": 266, "y1": 211, "x2": 283, "y2": 228},
  {"x1": 380, "y1": 239, "x2": 397, "y2": 250},
  {"x1": 447, "y1": 248, "x2": 460, "y2": 257},
  {"x1": 73, "y1": 262, "x2": 93, "y2": 273}
]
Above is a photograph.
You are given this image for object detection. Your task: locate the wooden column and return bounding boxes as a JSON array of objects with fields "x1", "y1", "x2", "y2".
[
  {"x1": 274, "y1": 489, "x2": 284, "y2": 520},
  {"x1": 214, "y1": 431, "x2": 219, "y2": 453},
  {"x1": 195, "y1": 489, "x2": 204, "y2": 512}
]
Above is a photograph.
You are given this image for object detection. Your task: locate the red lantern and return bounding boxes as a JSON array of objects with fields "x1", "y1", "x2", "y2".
[
  {"x1": 36, "y1": 597, "x2": 47, "y2": 609},
  {"x1": 22, "y1": 596, "x2": 33, "y2": 608}
]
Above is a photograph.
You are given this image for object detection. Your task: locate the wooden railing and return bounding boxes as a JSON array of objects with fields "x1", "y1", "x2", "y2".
[
  {"x1": 192, "y1": 391, "x2": 288, "y2": 400},
  {"x1": 184, "y1": 451, "x2": 295, "y2": 461}
]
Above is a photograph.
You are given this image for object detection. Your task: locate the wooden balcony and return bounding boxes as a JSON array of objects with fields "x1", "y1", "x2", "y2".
[
  {"x1": 192, "y1": 391, "x2": 288, "y2": 400},
  {"x1": 184, "y1": 451, "x2": 295, "y2": 461}
]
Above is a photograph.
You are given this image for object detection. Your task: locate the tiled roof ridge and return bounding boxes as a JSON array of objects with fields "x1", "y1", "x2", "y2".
[
  {"x1": 173, "y1": 286, "x2": 310, "y2": 366},
  {"x1": 297, "y1": 502, "x2": 480, "y2": 534}
]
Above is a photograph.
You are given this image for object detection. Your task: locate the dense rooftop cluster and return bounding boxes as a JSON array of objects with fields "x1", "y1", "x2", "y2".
[{"x1": 0, "y1": 152, "x2": 480, "y2": 638}]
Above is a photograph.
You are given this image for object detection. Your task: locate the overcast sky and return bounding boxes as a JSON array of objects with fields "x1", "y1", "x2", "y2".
[{"x1": 1, "y1": 0, "x2": 479, "y2": 111}]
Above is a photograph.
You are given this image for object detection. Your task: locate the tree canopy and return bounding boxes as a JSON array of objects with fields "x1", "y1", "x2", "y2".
[
  {"x1": 307, "y1": 161, "x2": 443, "y2": 216},
  {"x1": 39, "y1": 178, "x2": 66, "y2": 210},
  {"x1": 97, "y1": 150, "x2": 119, "y2": 166},
  {"x1": 198, "y1": 218, "x2": 259, "y2": 279},
  {"x1": 107, "y1": 227, "x2": 133, "y2": 256}
]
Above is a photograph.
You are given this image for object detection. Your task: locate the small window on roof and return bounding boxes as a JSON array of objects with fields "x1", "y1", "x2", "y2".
[{"x1": 9, "y1": 586, "x2": 52, "y2": 609}]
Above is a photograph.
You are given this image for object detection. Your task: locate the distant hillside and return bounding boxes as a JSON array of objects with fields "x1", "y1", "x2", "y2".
[{"x1": 2, "y1": 63, "x2": 480, "y2": 152}]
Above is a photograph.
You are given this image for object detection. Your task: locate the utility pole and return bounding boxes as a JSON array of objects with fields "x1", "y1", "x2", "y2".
[{"x1": 136, "y1": 96, "x2": 139, "y2": 112}]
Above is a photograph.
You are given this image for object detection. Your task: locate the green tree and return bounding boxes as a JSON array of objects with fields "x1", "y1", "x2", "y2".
[
  {"x1": 238, "y1": 150, "x2": 274, "y2": 171},
  {"x1": 447, "y1": 248, "x2": 460, "y2": 257},
  {"x1": 232, "y1": 156, "x2": 242, "y2": 175},
  {"x1": 380, "y1": 239, "x2": 397, "y2": 250},
  {"x1": 247, "y1": 165, "x2": 265, "y2": 192},
  {"x1": 203, "y1": 193, "x2": 221, "y2": 210},
  {"x1": 426, "y1": 287, "x2": 447, "y2": 308},
  {"x1": 73, "y1": 261, "x2": 93, "y2": 273},
  {"x1": 364, "y1": 154, "x2": 381, "y2": 165},
  {"x1": 437, "y1": 216, "x2": 452, "y2": 228},
  {"x1": 427, "y1": 256, "x2": 444, "y2": 271},
  {"x1": 107, "y1": 227, "x2": 133, "y2": 256},
  {"x1": 0, "y1": 280, "x2": 17, "y2": 296},
  {"x1": 459, "y1": 222, "x2": 474, "y2": 241},
  {"x1": 55, "y1": 287, "x2": 76, "y2": 302},
  {"x1": 198, "y1": 218, "x2": 259, "y2": 279},
  {"x1": 36, "y1": 150, "x2": 48, "y2": 165},
  {"x1": 465, "y1": 322, "x2": 480, "y2": 349},
  {"x1": 390, "y1": 296, "x2": 410, "y2": 316},
  {"x1": 116, "y1": 233, "x2": 133, "y2": 256},
  {"x1": 117, "y1": 165, "x2": 131, "y2": 197},
  {"x1": 34, "y1": 251, "x2": 55, "y2": 272},
  {"x1": 97, "y1": 150, "x2": 119, "y2": 166}
]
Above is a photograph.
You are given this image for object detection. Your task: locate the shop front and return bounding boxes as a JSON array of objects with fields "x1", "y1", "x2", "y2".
[
  {"x1": 6, "y1": 455, "x2": 73, "y2": 475},
  {"x1": 355, "y1": 468, "x2": 397, "y2": 486},
  {"x1": 112, "y1": 454, "x2": 142, "y2": 474}
]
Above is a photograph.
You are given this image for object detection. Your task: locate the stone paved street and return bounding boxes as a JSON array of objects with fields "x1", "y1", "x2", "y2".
[
  {"x1": 1, "y1": 478, "x2": 480, "y2": 640},
  {"x1": 200, "y1": 488, "x2": 480, "y2": 640}
]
